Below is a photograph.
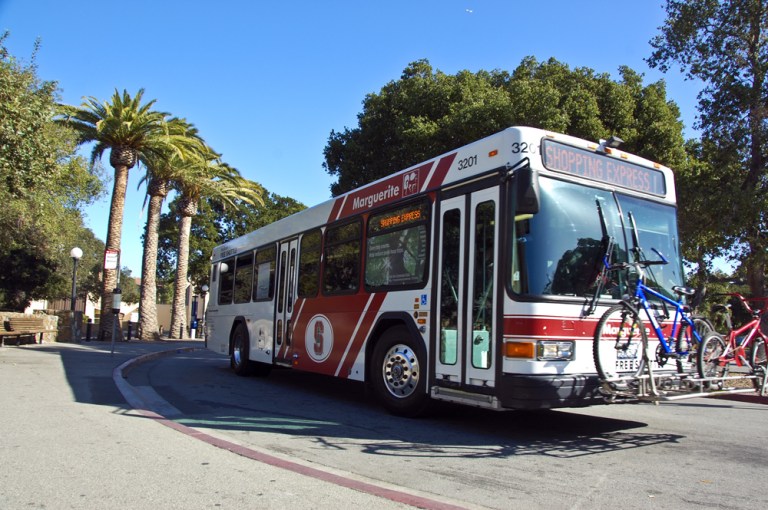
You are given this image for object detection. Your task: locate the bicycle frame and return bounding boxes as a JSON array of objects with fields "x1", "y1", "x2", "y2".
[
  {"x1": 724, "y1": 320, "x2": 764, "y2": 366},
  {"x1": 630, "y1": 270, "x2": 703, "y2": 358},
  {"x1": 717, "y1": 295, "x2": 768, "y2": 367}
]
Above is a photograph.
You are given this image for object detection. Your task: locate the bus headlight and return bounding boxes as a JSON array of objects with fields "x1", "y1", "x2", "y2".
[{"x1": 536, "y1": 341, "x2": 574, "y2": 361}]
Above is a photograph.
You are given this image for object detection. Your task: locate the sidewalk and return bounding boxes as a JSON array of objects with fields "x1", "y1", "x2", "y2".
[{"x1": 0, "y1": 341, "x2": 414, "y2": 510}]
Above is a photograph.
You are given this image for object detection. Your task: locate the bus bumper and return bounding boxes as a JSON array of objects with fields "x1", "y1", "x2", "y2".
[{"x1": 497, "y1": 373, "x2": 606, "y2": 410}]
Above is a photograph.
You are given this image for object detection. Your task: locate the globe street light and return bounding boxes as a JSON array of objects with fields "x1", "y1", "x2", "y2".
[{"x1": 70, "y1": 247, "x2": 83, "y2": 342}]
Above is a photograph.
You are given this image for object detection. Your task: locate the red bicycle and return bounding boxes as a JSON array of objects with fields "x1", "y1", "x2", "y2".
[{"x1": 697, "y1": 293, "x2": 768, "y2": 393}]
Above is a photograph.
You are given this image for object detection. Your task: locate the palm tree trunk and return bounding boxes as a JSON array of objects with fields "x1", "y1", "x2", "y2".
[
  {"x1": 99, "y1": 164, "x2": 130, "y2": 340},
  {"x1": 169, "y1": 197, "x2": 197, "y2": 338},
  {"x1": 138, "y1": 179, "x2": 168, "y2": 340}
]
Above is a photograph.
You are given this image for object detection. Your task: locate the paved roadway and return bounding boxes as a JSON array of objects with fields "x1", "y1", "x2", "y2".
[{"x1": 2, "y1": 341, "x2": 768, "y2": 509}]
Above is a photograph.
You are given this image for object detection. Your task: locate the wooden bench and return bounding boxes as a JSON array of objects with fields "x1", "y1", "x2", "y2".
[{"x1": 0, "y1": 317, "x2": 57, "y2": 346}]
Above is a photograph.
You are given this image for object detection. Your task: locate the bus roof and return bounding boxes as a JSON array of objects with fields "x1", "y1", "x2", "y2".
[{"x1": 212, "y1": 126, "x2": 674, "y2": 261}]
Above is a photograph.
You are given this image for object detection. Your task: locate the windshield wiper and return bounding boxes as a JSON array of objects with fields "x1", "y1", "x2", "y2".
[{"x1": 585, "y1": 199, "x2": 614, "y2": 316}]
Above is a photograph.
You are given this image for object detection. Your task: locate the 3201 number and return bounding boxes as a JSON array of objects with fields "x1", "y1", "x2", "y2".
[
  {"x1": 458, "y1": 155, "x2": 477, "y2": 170},
  {"x1": 511, "y1": 142, "x2": 537, "y2": 154}
]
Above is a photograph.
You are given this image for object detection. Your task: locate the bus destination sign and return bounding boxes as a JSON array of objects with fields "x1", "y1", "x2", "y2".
[{"x1": 542, "y1": 140, "x2": 666, "y2": 196}]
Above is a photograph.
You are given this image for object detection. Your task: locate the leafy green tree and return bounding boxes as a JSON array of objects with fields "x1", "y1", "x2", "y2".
[
  {"x1": 57, "y1": 88, "x2": 177, "y2": 338},
  {"x1": 324, "y1": 58, "x2": 687, "y2": 196},
  {"x1": 648, "y1": 0, "x2": 768, "y2": 297},
  {"x1": 0, "y1": 33, "x2": 103, "y2": 310},
  {"x1": 118, "y1": 267, "x2": 140, "y2": 305}
]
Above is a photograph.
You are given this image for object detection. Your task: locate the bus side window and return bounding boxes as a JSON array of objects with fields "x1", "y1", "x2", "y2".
[
  {"x1": 252, "y1": 244, "x2": 276, "y2": 301},
  {"x1": 218, "y1": 258, "x2": 235, "y2": 305},
  {"x1": 365, "y1": 199, "x2": 430, "y2": 289},
  {"x1": 298, "y1": 229, "x2": 322, "y2": 298},
  {"x1": 323, "y1": 220, "x2": 361, "y2": 294},
  {"x1": 233, "y1": 252, "x2": 254, "y2": 304}
]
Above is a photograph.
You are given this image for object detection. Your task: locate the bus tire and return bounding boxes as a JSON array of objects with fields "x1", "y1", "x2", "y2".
[
  {"x1": 370, "y1": 325, "x2": 428, "y2": 417},
  {"x1": 231, "y1": 322, "x2": 256, "y2": 376}
]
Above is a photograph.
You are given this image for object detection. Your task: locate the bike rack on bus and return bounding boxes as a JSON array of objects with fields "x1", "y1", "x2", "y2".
[{"x1": 597, "y1": 366, "x2": 768, "y2": 404}]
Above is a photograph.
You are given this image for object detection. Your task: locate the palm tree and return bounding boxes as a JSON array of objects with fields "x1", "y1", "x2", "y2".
[
  {"x1": 168, "y1": 147, "x2": 264, "y2": 338},
  {"x1": 57, "y1": 89, "x2": 174, "y2": 339},
  {"x1": 137, "y1": 118, "x2": 202, "y2": 340}
]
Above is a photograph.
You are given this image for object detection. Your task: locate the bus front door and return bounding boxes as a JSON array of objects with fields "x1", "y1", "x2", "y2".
[
  {"x1": 436, "y1": 188, "x2": 498, "y2": 389},
  {"x1": 274, "y1": 238, "x2": 298, "y2": 365}
]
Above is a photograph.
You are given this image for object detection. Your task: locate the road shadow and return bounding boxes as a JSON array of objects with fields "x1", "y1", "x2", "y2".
[
  {"x1": 20, "y1": 343, "x2": 687, "y2": 460},
  {"x1": 142, "y1": 350, "x2": 685, "y2": 460},
  {"x1": 28, "y1": 341, "x2": 202, "y2": 408}
]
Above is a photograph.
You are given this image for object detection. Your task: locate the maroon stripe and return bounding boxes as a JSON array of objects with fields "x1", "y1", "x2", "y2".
[
  {"x1": 337, "y1": 292, "x2": 387, "y2": 376},
  {"x1": 424, "y1": 153, "x2": 457, "y2": 190}
]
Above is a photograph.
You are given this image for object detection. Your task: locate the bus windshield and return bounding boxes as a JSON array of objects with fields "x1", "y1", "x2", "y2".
[{"x1": 512, "y1": 176, "x2": 683, "y2": 300}]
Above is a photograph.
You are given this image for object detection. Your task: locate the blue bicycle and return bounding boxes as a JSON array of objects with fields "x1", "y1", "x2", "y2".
[{"x1": 592, "y1": 212, "x2": 712, "y2": 391}]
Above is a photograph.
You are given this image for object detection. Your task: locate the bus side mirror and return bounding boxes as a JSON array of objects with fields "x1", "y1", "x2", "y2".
[{"x1": 515, "y1": 166, "x2": 539, "y2": 215}]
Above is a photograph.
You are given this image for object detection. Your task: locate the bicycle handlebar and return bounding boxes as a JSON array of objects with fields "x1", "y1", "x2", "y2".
[{"x1": 715, "y1": 292, "x2": 768, "y2": 316}]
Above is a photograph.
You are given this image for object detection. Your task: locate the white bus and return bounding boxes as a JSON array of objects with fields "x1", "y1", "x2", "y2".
[{"x1": 204, "y1": 126, "x2": 680, "y2": 415}]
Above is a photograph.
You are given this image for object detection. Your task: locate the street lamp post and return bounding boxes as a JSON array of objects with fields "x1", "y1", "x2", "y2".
[
  {"x1": 190, "y1": 294, "x2": 198, "y2": 339},
  {"x1": 70, "y1": 247, "x2": 83, "y2": 342}
]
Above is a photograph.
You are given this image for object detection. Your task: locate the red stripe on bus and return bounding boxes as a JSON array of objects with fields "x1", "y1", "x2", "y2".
[
  {"x1": 327, "y1": 195, "x2": 346, "y2": 223},
  {"x1": 423, "y1": 152, "x2": 457, "y2": 190},
  {"x1": 335, "y1": 292, "x2": 387, "y2": 377},
  {"x1": 503, "y1": 315, "x2": 598, "y2": 339},
  {"x1": 333, "y1": 162, "x2": 434, "y2": 220}
]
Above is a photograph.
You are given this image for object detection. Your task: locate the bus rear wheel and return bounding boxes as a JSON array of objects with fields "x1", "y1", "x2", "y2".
[
  {"x1": 231, "y1": 323, "x2": 255, "y2": 376},
  {"x1": 371, "y1": 325, "x2": 428, "y2": 417}
]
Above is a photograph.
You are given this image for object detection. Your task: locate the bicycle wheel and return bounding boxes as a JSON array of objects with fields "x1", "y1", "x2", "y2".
[
  {"x1": 750, "y1": 338, "x2": 767, "y2": 392},
  {"x1": 693, "y1": 317, "x2": 714, "y2": 344},
  {"x1": 593, "y1": 304, "x2": 647, "y2": 387},
  {"x1": 697, "y1": 331, "x2": 728, "y2": 382},
  {"x1": 674, "y1": 320, "x2": 700, "y2": 374}
]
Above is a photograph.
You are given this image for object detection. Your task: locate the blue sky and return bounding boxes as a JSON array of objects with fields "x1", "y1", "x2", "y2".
[{"x1": 0, "y1": 0, "x2": 702, "y2": 276}]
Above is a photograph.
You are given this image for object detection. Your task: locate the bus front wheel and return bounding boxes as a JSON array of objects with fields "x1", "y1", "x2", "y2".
[{"x1": 371, "y1": 325, "x2": 428, "y2": 417}]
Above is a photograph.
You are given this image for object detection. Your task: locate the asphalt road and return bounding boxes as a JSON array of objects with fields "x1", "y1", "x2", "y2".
[{"x1": 3, "y1": 341, "x2": 768, "y2": 509}]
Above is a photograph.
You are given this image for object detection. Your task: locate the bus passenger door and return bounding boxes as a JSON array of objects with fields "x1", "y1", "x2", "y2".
[
  {"x1": 435, "y1": 196, "x2": 465, "y2": 382},
  {"x1": 436, "y1": 188, "x2": 498, "y2": 389},
  {"x1": 465, "y1": 188, "x2": 498, "y2": 387},
  {"x1": 274, "y1": 238, "x2": 298, "y2": 365}
]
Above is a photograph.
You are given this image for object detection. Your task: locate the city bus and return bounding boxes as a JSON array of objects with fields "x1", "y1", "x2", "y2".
[{"x1": 204, "y1": 126, "x2": 682, "y2": 415}]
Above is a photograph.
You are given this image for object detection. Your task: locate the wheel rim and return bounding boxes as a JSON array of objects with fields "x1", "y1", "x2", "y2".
[
  {"x1": 233, "y1": 338, "x2": 243, "y2": 366},
  {"x1": 381, "y1": 344, "x2": 420, "y2": 398}
]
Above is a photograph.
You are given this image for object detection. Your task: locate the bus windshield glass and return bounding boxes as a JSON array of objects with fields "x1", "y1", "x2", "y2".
[{"x1": 511, "y1": 176, "x2": 683, "y2": 300}]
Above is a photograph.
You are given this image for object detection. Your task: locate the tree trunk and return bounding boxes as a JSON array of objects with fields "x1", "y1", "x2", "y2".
[
  {"x1": 746, "y1": 236, "x2": 766, "y2": 298},
  {"x1": 138, "y1": 178, "x2": 169, "y2": 340},
  {"x1": 169, "y1": 196, "x2": 197, "y2": 338},
  {"x1": 99, "y1": 163, "x2": 130, "y2": 340}
]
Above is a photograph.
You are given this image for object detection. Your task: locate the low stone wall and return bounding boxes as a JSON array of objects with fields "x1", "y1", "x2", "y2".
[
  {"x1": 52, "y1": 310, "x2": 84, "y2": 342},
  {"x1": 1, "y1": 311, "x2": 59, "y2": 344}
]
